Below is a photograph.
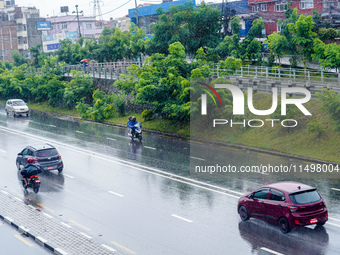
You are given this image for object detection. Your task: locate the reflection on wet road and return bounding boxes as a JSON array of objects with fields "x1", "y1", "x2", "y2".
[{"x1": 0, "y1": 105, "x2": 340, "y2": 255}]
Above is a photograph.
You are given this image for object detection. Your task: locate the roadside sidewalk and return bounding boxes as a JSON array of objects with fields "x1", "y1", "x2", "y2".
[{"x1": 0, "y1": 189, "x2": 117, "y2": 255}]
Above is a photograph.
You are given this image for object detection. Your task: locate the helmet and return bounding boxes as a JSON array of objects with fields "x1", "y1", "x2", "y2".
[
  {"x1": 27, "y1": 158, "x2": 34, "y2": 163},
  {"x1": 132, "y1": 116, "x2": 136, "y2": 121}
]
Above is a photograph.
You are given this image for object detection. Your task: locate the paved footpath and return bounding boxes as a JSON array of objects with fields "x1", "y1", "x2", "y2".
[{"x1": 0, "y1": 189, "x2": 117, "y2": 255}]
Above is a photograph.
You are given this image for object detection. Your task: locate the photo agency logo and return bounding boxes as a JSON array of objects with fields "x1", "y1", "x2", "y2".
[{"x1": 199, "y1": 83, "x2": 312, "y2": 128}]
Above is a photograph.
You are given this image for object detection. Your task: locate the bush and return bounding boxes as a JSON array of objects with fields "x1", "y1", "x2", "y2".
[{"x1": 142, "y1": 109, "x2": 153, "y2": 121}]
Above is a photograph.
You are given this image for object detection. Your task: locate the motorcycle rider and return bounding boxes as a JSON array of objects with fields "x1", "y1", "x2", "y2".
[
  {"x1": 127, "y1": 116, "x2": 140, "y2": 135},
  {"x1": 21, "y1": 158, "x2": 41, "y2": 188}
]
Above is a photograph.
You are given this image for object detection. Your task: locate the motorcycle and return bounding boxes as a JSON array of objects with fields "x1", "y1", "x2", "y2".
[
  {"x1": 128, "y1": 122, "x2": 142, "y2": 142},
  {"x1": 22, "y1": 171, "x2": 41, "y2": 194}
]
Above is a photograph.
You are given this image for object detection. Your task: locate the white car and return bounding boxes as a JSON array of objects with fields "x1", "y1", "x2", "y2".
[{"x1": 5, "y1": 99, "x2": 30, "y2": 117}]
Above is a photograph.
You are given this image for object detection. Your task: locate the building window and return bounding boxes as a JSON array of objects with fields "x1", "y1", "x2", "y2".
[
  {"x1": 61, "y1": 23, "x2": 67, "y2": 29},
  {"x1": 301, "y1": 0, "x2": 314, "y2": 9},
  {"x1": 261, "y1": 4, "x2": 267, "y2": 11},
  {"x1": 51, "y1": 24, "x2": 54, "y2": 30},
  {"x1": 275, "y1": 2, "x2": 285, "y2": 12},
  {"x1": 252, "y1": 5, "x2": 260, "y2": 12},
  {"x1": 86, "y1": 22, "x2": 92, "y2": 29},
  {"x1": 277, "y1": 24, "x2": 282, "y2": 32},
  {"x1": 323, "y1": 0, "x2": 336, "y2": 7}
]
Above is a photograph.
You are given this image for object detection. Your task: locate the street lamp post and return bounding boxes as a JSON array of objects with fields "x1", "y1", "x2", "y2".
[{"x1": 72, "y1": 5, "x2": 83, "y2": 38}]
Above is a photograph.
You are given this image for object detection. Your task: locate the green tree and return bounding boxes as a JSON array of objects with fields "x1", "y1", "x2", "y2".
[
  {"x1": 150, "y1": 1, "x2": 222, "y2": 56},
  {"x1": 267, "y1": 32, "x2": 289, "y2": 65},
  {"x1": 287, "y1": 14, "x2": 316, "y2": 64}
]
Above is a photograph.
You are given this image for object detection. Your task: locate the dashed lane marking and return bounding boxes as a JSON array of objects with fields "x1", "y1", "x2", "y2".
[
  {"x1": 36, "y1": 203, "x2": 54, "y2": 212},
  {"x1": 190, "y1": 156, "x2": 206, "y2": 161},
  {"x1": 48, "y1": 125, "x2": 57, "y2": 128},
  {"x1": 111, "y1": 241, "x2": 137, "y2": 255},
  {"x1": 107, "y1": 138, "x2": 116, "y2": 141},
  {"x1": 260, "y1": 247, "x2": 284, "y2": 255},
  {"x1": 63, "y1": 174, "x2": 75, "y2": 179},
  {"x1": 171, "y1": 214, "x2": 193, "y2": 223},
  {"x1": 327, "y1": 222, "x2": 340, "y2": 228},
  {"x1": 69, "y1": 220, "x2": 91, "y2": 231},
  {"x1": 331, "y1": 188, "x2": 340, "y2": 192},
  {"x1": 0, "y1": 149, "x2": 7, "y2": 153},
  {"x1": 109, "y1": 191, "x2": 124, "y2": 197},
  {"x1": 144, "y1": 146, "x2": 156, "y2": 150},
  {"x1": 76, "y1": 131, "x2": 84, "y2": 134},
  {"x1": 329, "y1": 217, "x2": 340, "y2": 222},
  {"x1": 14, "y1": 235, "x2": 34, "y2": 247}
]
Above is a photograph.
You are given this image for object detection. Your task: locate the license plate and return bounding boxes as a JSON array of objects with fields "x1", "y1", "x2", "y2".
[
  {"x1": 310, "y1": 218, "x2": 318, "y2": 224},
  {"x1": 47, "y1": 166, "x2": 54, "y2": 170},
  {"x1": 35, "y1": 180, "x2": 40, "y2": 183}
]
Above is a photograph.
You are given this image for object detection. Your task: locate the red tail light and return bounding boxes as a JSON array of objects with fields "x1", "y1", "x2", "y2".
[
  {"x1": 33, "y1": 158, "x2": 39, "y2": 163},
  {"x1": 288, "y1": 206, "x2": 298, "y2": 212},
  {"x1": 29, "y1": 175, "x2": 39, "y2": 179},
  {"x1": 58, "y1": 154, "x2": 62, "y2": 159}
]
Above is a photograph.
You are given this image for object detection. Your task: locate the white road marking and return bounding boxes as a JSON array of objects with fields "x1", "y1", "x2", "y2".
[
  {"x1": 63, "y1": 174, "x2": 75, "y2": 179},
  {"x1": 14, "y1": 197, "x2": 23, "y2": 202},
  {"x1": 327, "y1": 222, "x2": 340, "y2": 228},
  {"x1": 0, "y1": 126, "x2": 244, "y2": 198},
  {"x1": 76, "y1": 131, "x2": 84, "y2": 134},
  {"x1": 109, "y1": 191, "x2": 124, "y2": 197},
  {"x1": 144, "y1": 146, "x2": 156, "y2": 150},
  {"x1": 80, "y1": 232, "x2": 92, "y2": 239},
  {"x1": 190, "y1": 156, "x2": 206, "y2": 161},
  {"x1": 171, "y1": 214, "x2": 193, "y2": 223},
  {"x1": 49, "y1": 125, "x2": 57, "y2": 128},
  {"x1": 260, "y1": 247, "x2": 284, "y2": 255},
  {"x1": 331, "y1": 188, "x2": 340, "y2": 192},
  {"x1": 107, "y1": 137, "x2": 116, "y2": 141},
  {"x1": 0, "y1": 149, "x2": 7, "y2": 153},
  {"x1": 1, "y1": 190, "x2": 9, "y2": 195},
  {"x1": 329, "y1": 217, "x2": 340, "y2": 222},
  {"x1": 102, "y1": 244, "x2": 116, "y2": 252},
  {"x1": 43, "y1": 213, "x2": 53, "y2": 219},
  {"x1": 61, "y1": 222, "x2": 72, "y2": 228}
]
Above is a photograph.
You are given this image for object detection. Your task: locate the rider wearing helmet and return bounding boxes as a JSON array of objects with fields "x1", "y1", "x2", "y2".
[{"x1": 21, "y1": 158, "x2": 41, "y2": 188}]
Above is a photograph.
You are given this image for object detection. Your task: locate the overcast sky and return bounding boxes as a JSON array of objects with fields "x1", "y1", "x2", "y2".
[{"x1": 15, "y1": 0, "x2": 216, "y2": 20}]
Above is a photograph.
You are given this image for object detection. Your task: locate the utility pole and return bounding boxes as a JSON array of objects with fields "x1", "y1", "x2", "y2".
[
  {"x1": 135, "y1": 0, "x2": 139, "y2": 27},
  {"x1": 72, "y1": 5, "x2": 83, "y2": 38}
]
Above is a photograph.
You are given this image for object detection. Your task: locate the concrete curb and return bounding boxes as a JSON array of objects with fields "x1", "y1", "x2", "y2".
[
  {"x1": 0, "y1": 214, "x2": 68, "y2": 255},
  {"x1": 0, "y1": 190, "x2": 118, "y2": 255}
]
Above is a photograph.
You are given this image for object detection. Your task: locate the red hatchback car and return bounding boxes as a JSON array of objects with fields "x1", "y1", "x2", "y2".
[{"x1": 237, "y1": 181, "x2": 328, "y2": 233}]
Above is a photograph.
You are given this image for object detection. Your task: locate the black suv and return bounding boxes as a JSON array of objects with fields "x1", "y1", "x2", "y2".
[{"x1": 16, "y1": 144, "x2": 64, "y2": 172}]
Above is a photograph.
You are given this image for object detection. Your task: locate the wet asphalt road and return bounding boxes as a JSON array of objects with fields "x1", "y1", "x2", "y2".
[{"x1": 0, "y1": 106, "x2": 340, "y2": 255}]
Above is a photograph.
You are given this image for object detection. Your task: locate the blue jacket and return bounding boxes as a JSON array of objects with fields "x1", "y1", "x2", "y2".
[{"x1": 127, "y1": 119, "x2": 138, "y2": 129}]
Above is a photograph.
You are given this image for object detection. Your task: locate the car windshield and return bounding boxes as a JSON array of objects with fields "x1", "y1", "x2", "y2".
[
  {"x1": 289, "y1": 190, "x2": 321, "y2": 204},
  {"x1": 13, "y1": 101, "x2": 26, "y2": 106},
  {"x1": 36, "y1": 149, "x2": 58, "y2": 157}
]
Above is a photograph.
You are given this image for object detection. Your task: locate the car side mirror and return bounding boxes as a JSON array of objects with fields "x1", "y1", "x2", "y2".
[
  {"x1": 18, "y1": 152, "x2": 22, "y2": 156},
  {"x1": 249, "y1": 193, "x2": 254, "y2": 199}
]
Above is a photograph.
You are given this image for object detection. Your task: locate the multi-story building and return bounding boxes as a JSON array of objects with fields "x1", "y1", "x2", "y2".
[
  {"x1": 0, "y1": 1, "x2": 44, "y2": 61},
  {"x1": 43, "y1": 15, "x2": 103, "y2": 52},
  {"x1": 248, "y1": 0, "x2": 340, "y2": 34}
]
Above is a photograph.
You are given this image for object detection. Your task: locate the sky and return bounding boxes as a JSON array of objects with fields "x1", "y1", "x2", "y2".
[{"x1": 15, "y1": 0, "x2": 214, "y2": 20}]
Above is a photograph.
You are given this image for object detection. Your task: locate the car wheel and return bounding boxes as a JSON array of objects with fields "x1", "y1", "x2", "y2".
[
  {"x1": 58, "y1": 166, "x2": 63, "y2": 173},
  {"x1": 16, "y1": 161, "x2": 21, "y2": 170},
  {"x1": 317, "y1": 221, "x2": 326, "y2": 226},
  {"x1": 239, "y1": 205, "x2": 250, "y2": 221},
  {"x1": 278, "y1": 217, "x2": 291, "y2": 233},
  {"x1": 5, "y1": 109, "x2": 8, "y2": 115}
]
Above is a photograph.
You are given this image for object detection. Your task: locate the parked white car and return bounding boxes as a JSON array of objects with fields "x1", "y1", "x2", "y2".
[{"x1": 5, "y1": 99, "x2": 30, "y2": 117}]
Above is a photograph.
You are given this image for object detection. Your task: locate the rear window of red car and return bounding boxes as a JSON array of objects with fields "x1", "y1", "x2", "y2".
[{"x1": 289, "y1": 190, "x2": 321, "y2": 204}]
